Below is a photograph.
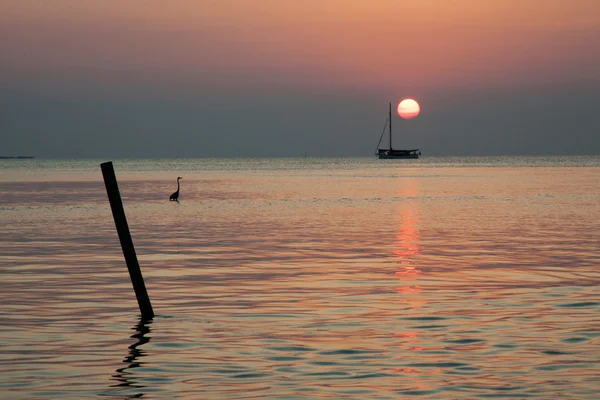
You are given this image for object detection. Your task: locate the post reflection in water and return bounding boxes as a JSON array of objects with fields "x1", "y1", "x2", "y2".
[{"x1": 109, "y1": 318, "x2": 152, "y2": 398}]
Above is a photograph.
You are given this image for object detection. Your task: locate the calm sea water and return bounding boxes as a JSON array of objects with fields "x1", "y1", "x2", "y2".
[{"x1": 1, "y1": 156, "x2": 599, "y2": 399}]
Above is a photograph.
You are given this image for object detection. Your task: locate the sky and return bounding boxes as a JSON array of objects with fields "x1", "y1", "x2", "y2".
[{"x1": 1, "y1": 0, "x2": 600, "y2": 157}]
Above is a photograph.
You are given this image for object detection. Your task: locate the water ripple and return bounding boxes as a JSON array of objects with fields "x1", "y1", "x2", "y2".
[{"x1": 1, "y1": 159, "x2": 599, "y2": 399}]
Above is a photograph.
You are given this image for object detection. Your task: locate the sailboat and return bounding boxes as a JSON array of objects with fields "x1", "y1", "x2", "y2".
[{"x1": 375, "y1": 102, "x2": 421, "y2": 159}]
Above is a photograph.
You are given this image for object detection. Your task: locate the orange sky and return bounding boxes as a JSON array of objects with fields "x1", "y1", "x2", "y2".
[
  {"x1": 2, "y1": 1, "x2": 600, "y2": 157},
  {"x1": 2, "y1": 0, "x2": 599, "y2": 92}
]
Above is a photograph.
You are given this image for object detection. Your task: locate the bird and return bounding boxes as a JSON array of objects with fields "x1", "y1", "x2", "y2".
[{"x1": 169, "y1": 177, "x2": 182, "y2": 202}]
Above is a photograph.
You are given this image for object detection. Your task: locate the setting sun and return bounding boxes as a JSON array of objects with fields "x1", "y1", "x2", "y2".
[{"x1": 398, "y1": 99, "x2": 420, "y2": 119}]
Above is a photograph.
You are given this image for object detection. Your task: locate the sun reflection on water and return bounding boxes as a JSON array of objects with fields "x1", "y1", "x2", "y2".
[
  {"x1": 392, "y1": 180, "x2": 422, "y2": 308},
  {"x1": 389, "y1": 179, "x2": 430, "y2": 390}
]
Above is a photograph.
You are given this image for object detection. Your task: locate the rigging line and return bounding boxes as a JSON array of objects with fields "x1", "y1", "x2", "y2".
[{"x1": 374, "y1": 116, "x2": 389, "y2": 155}]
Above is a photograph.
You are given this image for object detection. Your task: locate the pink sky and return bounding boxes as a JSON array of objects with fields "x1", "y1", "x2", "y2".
[{"x1": 2, "y1": 0, "x2": 599, "y2": 93}]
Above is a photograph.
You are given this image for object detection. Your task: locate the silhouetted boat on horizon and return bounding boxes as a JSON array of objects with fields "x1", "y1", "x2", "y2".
[{"x1": 375, "y1": 102, "x2": 420, "y2": 159}]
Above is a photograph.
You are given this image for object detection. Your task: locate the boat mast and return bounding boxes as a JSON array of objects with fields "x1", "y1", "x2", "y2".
[{"x1": 389, "y1": 102, "x2": 392, "y2": 150}]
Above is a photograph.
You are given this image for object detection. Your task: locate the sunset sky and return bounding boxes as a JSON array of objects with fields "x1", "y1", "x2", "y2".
[{"x1": 2, "y1": 0, "x2": 599, "y2": 157}]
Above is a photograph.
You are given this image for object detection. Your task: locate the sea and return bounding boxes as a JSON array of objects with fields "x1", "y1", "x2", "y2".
[{"x1": 1, "y1": 156, "x2": 599, "y2": 399}]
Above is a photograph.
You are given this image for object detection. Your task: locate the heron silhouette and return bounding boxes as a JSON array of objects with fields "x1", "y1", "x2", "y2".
[{"x1": 169, "y1": 177, "x2": 182, "y2": 202}]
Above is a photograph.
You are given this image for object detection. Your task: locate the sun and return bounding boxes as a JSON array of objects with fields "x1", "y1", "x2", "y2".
[{"x1": 397, "y1": 99, "x2": 420, "y2": 120}]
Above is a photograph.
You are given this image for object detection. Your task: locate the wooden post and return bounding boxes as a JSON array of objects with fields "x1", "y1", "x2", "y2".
[{"x1": 101, "y1": 161, "x2": 154, "y2": 319}]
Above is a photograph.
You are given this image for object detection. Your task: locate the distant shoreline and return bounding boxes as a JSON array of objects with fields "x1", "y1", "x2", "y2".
[{"x1": 0, "y1": 156, "x2": 35, "y2": 159}]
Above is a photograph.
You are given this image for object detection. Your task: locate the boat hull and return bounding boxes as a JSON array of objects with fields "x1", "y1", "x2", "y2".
[
  {"x1": 378, "y1": 154, "x2": 419, "y2": 159},
  {"x1": 377, "y1": 149, "x2": 420, "y2": 159}
]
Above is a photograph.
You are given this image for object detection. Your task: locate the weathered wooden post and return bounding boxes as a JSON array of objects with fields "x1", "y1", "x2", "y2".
[{"x1": 101, "y1": 161, "x2": 154, "y2": 319}]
